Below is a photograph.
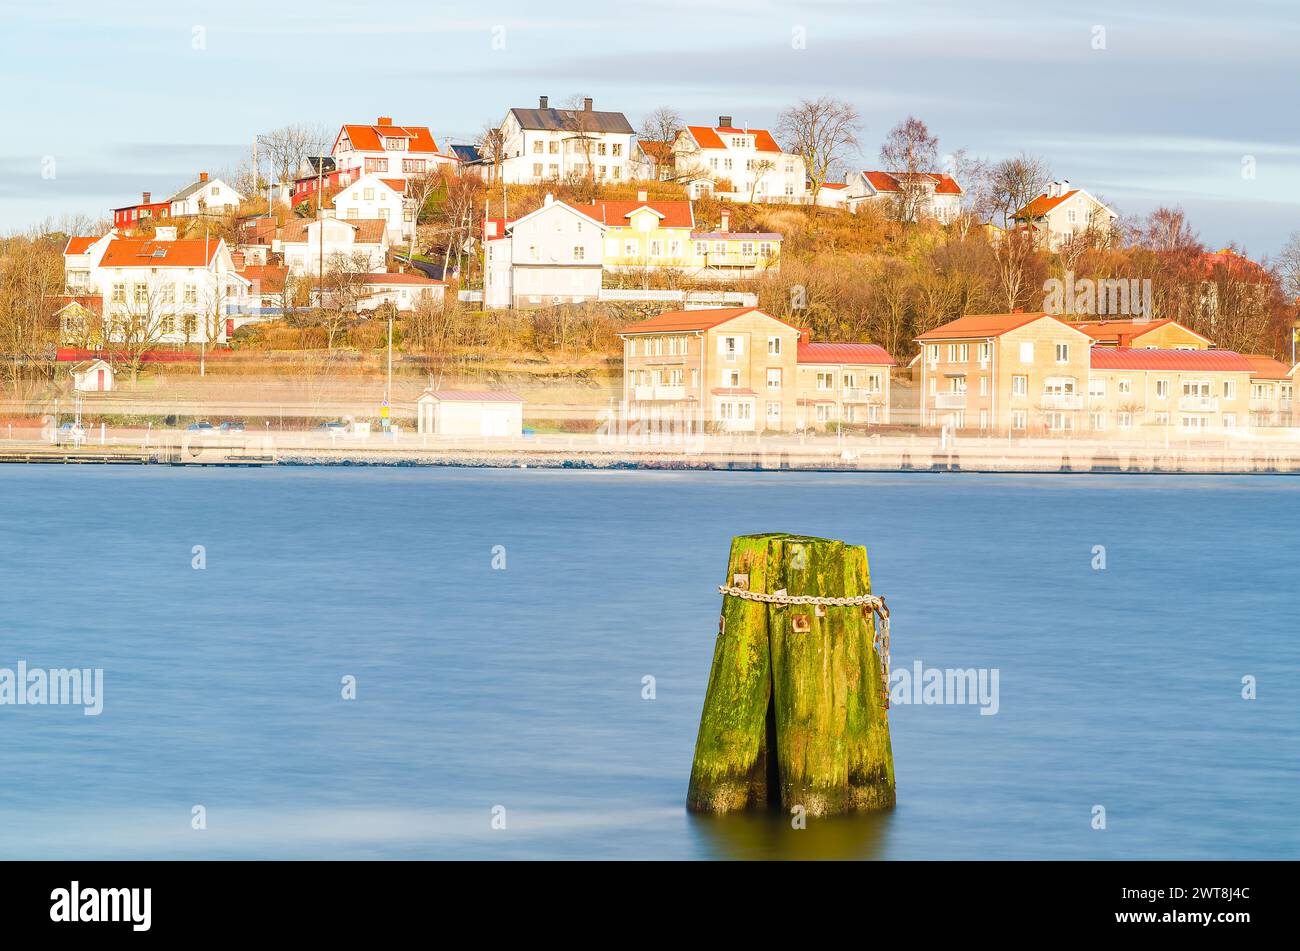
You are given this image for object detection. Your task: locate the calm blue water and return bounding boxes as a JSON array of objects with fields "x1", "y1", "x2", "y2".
[{"x1": 0, "y1": 466, "x2": 1295, "y2": 859}]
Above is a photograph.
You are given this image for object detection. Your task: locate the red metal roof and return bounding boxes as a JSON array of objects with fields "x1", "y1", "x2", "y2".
[
  {"x1": 420, "y1": 390, "x2": 523, "y2": 402},
  {"x1": 617, "y1": 306, "x2": 797, "y2": 335},
  {"x1": 1241, "y1": 354, "x2": 1294, "y2": 379},
  {"x1": 797, "y1": 342, "x2": 895, "y2": 366},
  {"x1": 359, "y1": 272, "x2": 445, "y2": 285},
  {"x1": 917, "y1": 312, "x2": 1079, "y2": 340},
  {"x1": 1089, "y1": 348, "x2": 1255, "y2": 372}
]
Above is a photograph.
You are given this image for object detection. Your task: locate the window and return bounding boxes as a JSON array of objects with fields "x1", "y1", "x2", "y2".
[
  {"x1": 816, "y1": 372, "x2": 834, "y2": 391},
  {"x1": 1019, "y1": 342, "x2": 1033, "y2": 363},
  {"x1": 377, "y1": 209, "x2": 389, "y2": 221},
  {"x1": 721, "y1": 335, "x2": 741, "y2": 359},
  {"x1": 927, "y1": 344, "x2": 940, "y2": 364},
  {"x1": 1223, "y1": 380, "x2": 1237, "y2": 400},
  {"x1": 133, "y1": 284, "x2": 148, "y2": 304},
  {"x1": 1056, "y1": 343, "x2": 1070, "y2": 363},
  {"x1": 573, "y1": 246, "x2": 585, "y2": 260},
  {"x1": 978, "y1": 342, "x2": 991, "y2": 363},
  {"x1": 402, "y1": 159, "x2": 425, "y2": 173},
  {"x1": 1118, "y1": 411, "x2": 1132, "y2": 428},
  {"x1": 363, "y1": 188, "x2": 374, "y2": 201},
  {"x1": 1155, "y1": 380, "x2": 1169, "y2": 398},
  {"x1": 1012, "y1": 375, "x2": 1027, "y2": 397},
  {"x1": 160, "y1": 315, "x2": 176, "y2": 334},
  {"x1": 533, "y1": 163, "x2": 543, "y2": 177},
  {"x1": 365, "y1": 158, "x2": 388, "y2": 173},
  {"x1": 1118, "y1": 379, "x2": 1132, "y2": 395},
  {"x1": 759, "y1": 242, "x2": 773, "y2": 258},
  {"x1": 346, "y1": 208, "x2": 359, "y2": 220},
  {"x1": 1154, "y1": 412, "x2": 1169, "y2": 425},
  {"x1": 384, "y1": 137, "x2": 406, "y2": 150},
  {"x1": 979, "y1": 376, "x2": 989, "y2": 396},
  {"x1": 768, "y1": 336, "x2": 781, "y2": 356},
  {"x1": 766, "y1": 402, "x2": 781, "y2": 424},
  {"x1": 549, "y1": 141, "x2": 559, "y2": 154},
  {"x1": 767, "y1": 368, "x2": 782, "y2": 390},
  {"x1": 1223, "y1": 414, "x2": 1237, "y2": 430},
  {"x1": 1091, "y1": 411, "x2": 1106, "y2": 431},
  {"x1": 947, "y1": 343, "x2": 969, "y2": 362},
  {"x1": 979, "y1": 409, "x2": 989, "y2": 429},
  {"x1": 1011, "y1": 410, "x2": 1027, "y2": 430},
  {"x1": 721, "y1": 369, "x2": 740, "y2": 387},
  {"x1": 650, "y1": 240, "x2": 662, "y2": 257},
  {"x1": 182, "y1": 315, "x2": 197, "y2": 335},
  {"x1": 694, "y1": 241, "x2": 707, "y2": 256},
  {"x1": 612, "y1": 143, "x2": 622, "y2": 157},
  {"x1": 690, "y1": 369, "x2": 699, "y2": 388},
  {"x1": 1089, "y1": 378, "x2": 1106, "y2": 397},
  {"x1": 111, "y1": 283, "x2": 126, "y2": 303},
  {"x1": 816, "y1": 405, "x2": 831, "y2": 423},
  {"x1": 624, "y1": 240, "x2": 639, "y2": 257}
]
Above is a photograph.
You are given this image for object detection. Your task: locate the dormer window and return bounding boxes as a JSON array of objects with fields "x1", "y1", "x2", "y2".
[{"x1": 384, "y1": 137, "x2": 407, "y2": 150}]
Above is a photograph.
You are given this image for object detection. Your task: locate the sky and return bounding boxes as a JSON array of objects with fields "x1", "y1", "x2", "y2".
[{"x1": 1, "y1": 0, "x2": 1296, "y2": 256}]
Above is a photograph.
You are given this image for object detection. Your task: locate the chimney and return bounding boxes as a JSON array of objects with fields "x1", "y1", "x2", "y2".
[
  {"x1": 583, "y1": 97, "x2": 593, "y2": 111},
  {"x1": 231, "y1": 250, "x2": 245, "y2": 269},
  {"x1": 199, "y1": 171, "x2": 209, "y2": 183},
  {"x1": 1057, "y1": 178, "x2": 1070, "y2": 195},
  {"x1": 799, "y1": 328, "x2": 811, "y2": 343},
  {"x1": 719, "y1": 115, "x2": 732, "y2": 128},
  {"x1": 485, "y1": 220, "x2": 499, "y2": 239},
  {"x1": 544, "y1": 193, "x2": 554, "y2": 206},
  {"x1": 377, "y1": 116, "x2": 393, "y2": 126},
  {"x1": 636, "y1": 190, "x2": 648, "y2": 203},
  {"x1": 720, "y1": 209, "x2": 730, "y2": 233},
  {"x1": 142, "y1": 191, "x2": 151, "y2": 204},
  {"x1": 539, "y1": 95, "x2": 549, "y2": 109}
]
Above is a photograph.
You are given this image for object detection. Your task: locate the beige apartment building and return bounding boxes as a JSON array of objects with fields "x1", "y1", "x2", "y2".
[
  {"x1": 1243, "y1": 354, "x2": 1297, "y2": 427},
  {"x1": 917, "y1": 312, "x2": 1093, "y2": 434},
  {"x1": 617, "y1": 307, "x2": 894, "y2": 433},
  {"x1": 1085, "y1": 348, "x2": 1254, "y2": 436}
]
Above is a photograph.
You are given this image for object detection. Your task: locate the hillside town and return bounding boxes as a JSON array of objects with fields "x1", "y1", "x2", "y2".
[{"x1": 2, "y1": 93, "x2": 1299, "y2": 449}]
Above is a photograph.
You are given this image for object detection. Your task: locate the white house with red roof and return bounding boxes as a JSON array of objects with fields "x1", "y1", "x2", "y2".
[
  {"x1": 331, "y1": 116, "x2": 455, "y2": 183},
  {"x1": 355, "y1": 273, "x2": 446, "y2": 313},
  {"x1": 671, "y1": 116, "x2": 807, "y2": 204},
  {"x1": 496, "y1": 96, "x2": 638, "y2": 185},
  {"x1": 814, "y1": 182, "x2": 850, "y2": 209},
  {"x1": 844, "y1": 171, "x2": 963, "y2": 222},
  {"x1": 1011, "y1": 180, "x2": 1117, "y2": 250},
  {"x1": 280, "y1": 217, "x2": 390, "y2": 277},
  {"x1": 482, "y1": 194, "x2": 607, "y2": 309},
  {"x1": 329, "y1": 174, "x2": 415, "y2": 245},
  {"x1": 60, "y1": 229, "x2": 250, "y2": 345}
]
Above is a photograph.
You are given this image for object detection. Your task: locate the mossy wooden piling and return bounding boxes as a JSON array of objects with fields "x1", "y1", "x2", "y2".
[{"x1": 687, "y1": 533, "x2": 895, "y2": 816}]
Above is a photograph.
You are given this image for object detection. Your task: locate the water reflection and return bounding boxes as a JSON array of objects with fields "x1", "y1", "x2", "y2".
[{"x1": 687, "y1": 807, "x2": 894, "y2": 860}]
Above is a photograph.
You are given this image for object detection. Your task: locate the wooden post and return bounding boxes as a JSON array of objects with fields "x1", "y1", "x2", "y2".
[{"x1": 687, "y1": 533, "x2": 895, "y2": 816}]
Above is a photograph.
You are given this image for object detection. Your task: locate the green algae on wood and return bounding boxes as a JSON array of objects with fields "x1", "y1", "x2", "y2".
[{"x1": 687, "y1": 533, "x2": 895, "y2": 816}]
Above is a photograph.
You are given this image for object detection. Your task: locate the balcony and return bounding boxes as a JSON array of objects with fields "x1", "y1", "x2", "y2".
[
  {"x1": 633, "y1": 385, "x2": 686, "y2": 401},
  {"x1": 1040, "y1": 393, "x2": 1083, "y2": 410},
  {"x1": 934, "y1": 392, "x2": 967, "y2": 409},
  {"x1": 842, "y1": 387, "x2": 882, "y2": 403},
  {"x1": 1179, "y1": 395, "x2": 1219, "y2": 412}
]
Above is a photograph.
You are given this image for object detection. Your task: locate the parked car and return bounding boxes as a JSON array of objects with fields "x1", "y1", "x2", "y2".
[
  {"x1": 55, "y1": 421, "x2": 86, "y2": 446},
  {"x1": 187, "y1": 421, "x2": 215, "y2": 435},
  {"x1": 316, "y1": 421, "x2": 348, "y2": 435},
  {"x1": 217, "y1": 420, "x2": 245, "y2": 433}
]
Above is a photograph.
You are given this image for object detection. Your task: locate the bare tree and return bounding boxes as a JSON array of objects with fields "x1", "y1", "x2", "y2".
[
  {"x1": 777, "y1": 96, "x2": 861, "y2": 209},
  {"x1": 638, "y1": 107, "x2": 684, "y2": 180},
  {"x1": 989, "y1": 152, "x2": 1052, "y2": 228},
  {"x1": 1280, "y1": 231, "x2": 1300, "y2": 303},
  {"x1": 749, "y1": 159, "x2": 777, "y2": 202},
  {"x1": 260, "y1": 123, "x2": 333, "y2": 191},
  {"x1": 561, "y1": 96, "x2": 603, "y2": 202},
  {"x1": 879, "y1": 116, "x2": 939, "y2": 223},
  {"x1": 945, "y1": 149, "x2": 993, "y2": 239}
]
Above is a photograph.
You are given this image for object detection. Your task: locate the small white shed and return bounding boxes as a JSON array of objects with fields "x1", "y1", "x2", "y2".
[
  {"x1": 71, "y1": 359, "x2": 114, "y2": 393},
  {"x1": 416, "y1": 389, "x2": 524, "y2": 437}
]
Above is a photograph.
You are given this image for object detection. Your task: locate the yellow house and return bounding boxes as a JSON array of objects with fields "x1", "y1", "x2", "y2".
[
  {"x1": 916, "y1": 312, "x2": 1093, "y2": 434},
  {"x1": 617, "y1": 306, "x2": 892, "y2": 433},
  {"x1": 580, "y1": 196, "x2": 781, "y2": 278},
  {"x1": 1087, "y1": 348, "x2": 1254, "y2": 435},
  {"x1": 1243, "y1": 354, "x2": 1296, "y2": 427},
  {"x1": 1073, "y1": 318, "x2": 1212, "y2": 350}
]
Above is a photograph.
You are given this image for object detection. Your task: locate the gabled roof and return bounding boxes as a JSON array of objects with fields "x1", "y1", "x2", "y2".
[
  {"x1": 509, "y1": 106, "x2": 633, "y2": 135},
  {"x1": 1014, "y1": 190, "x2": 1080, "y2": 218},
  {"x1": 97, "y1": 237, "x2": 221, "y2": 268},
  {"x1": 506, "y1": 198, "x2": 608, "y2": 233},
  {"x1": 169, "y1": 177, "x2": 239, "y2": 203},
  {"x1": 639, "y1": 140, "x2": 674, "y2": 163},
  {"x1": 337, "y1": 120, "x2": 440, "y2": 154},
  {"x1": 359, "y1": 272, "x2": 444, "y2": 286},
  {"x1": 797, "y1": 342, "x2": 895, "y2": 366},
  {"x1": 860, "y1": 171, "x2": 961, "y2": 195},
  {"x1": 685, "y1": 125, "x2": 783, "y2": 153},
  {"x1": 576, "y1": 199, "x2": 694, "y2": 229},
  {"x1": 917, "y1": 312, "x2": 1085, "y2": 341},
  {"x1": 1242, "y1": 354, "x2": 1294, "y2": 379},
  {"x1": 1089, "y1": 348, "x2": 1255, "y2": 372},
  {"x1": 617, "y1": 306, "x2": 797, "y2": 335},
  {"x1": 449, "y1": 144, "x2": 482, "y2": 163},
  {"x1": 1073, "y1": 318, "x2": 1212, "y2": 347},
  {"x1": 64, "y1": 236, "x2": 101, "y2": 255},
  {"x1": 419, "y1": 389, "x2": 524, "y2": 402},
  {"x1": 281, "y1": 217, "x2": 388, "y2": 244}
]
